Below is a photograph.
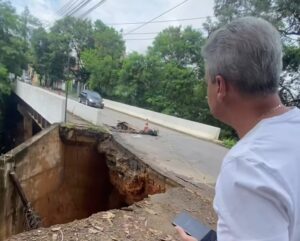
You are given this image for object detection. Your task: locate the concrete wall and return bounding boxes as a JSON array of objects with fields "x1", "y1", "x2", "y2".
[
  {"x1": 14, "y1": 81, "x2": 65, "y2": 124},
  {"x1": 104, "y1": 99, "x2": 221, "y2": 140},
  {"x1": 0, "y1": 125, "x2": 63, "y2": 240},
  {"x1": 67, "y1": 98, "x2": 101, "y2": 125},
  {"x1": 0, "y1": 125, "x2": 115, "y2": 240}
]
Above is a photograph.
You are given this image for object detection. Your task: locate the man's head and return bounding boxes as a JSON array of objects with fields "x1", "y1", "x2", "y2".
[{"x1": 201, "y1": 17, "x2": 282, "y2": 123}]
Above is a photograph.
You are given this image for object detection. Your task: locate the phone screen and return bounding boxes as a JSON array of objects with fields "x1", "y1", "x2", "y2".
[{"x1": 172, "y1": 211, "x2": 217, "y2": 241}]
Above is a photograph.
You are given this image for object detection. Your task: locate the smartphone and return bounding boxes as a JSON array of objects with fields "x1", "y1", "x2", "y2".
[{"x1": 172, "y1": 211, "x2": 217, "y2": 241}]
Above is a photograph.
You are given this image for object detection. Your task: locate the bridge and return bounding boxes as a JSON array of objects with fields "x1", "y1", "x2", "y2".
[{"x1": 13, "y1": 80, "x2": 227, "y2": 185}]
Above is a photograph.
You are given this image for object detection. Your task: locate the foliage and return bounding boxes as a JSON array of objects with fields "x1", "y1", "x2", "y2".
[
  {"x1": 30, "y1": 17, "x2": 94, "y2": 86},
  {"x1": 0, "y1": 0, "x2": 25, "y2": 150},
  {"x1": 222, "y1": 138, "x2": 238, "y2": 149},
  {"x1": 81, "y1": 20, "x2": 125, "y2": 96},
  {"x1": 214, "y1": 0, "x2": 300, "y2": 37},
  {"x1": 149, "y1": 26, "x2": 205, "y2": 78}
]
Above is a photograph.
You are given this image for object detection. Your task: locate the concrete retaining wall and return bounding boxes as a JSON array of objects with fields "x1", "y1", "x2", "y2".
[
  {"x1": 14, "y1": 81, "x2": 65, "y2": 124},
  {"x1": 0, "y1": 125, "x2": 63, "y2": 240},
  {"x1": 67, "y1": 99, "x2": 101, "y2": 125},
  {"x1": 104, "y1": 99, "x2": 220, "y2": 140}
]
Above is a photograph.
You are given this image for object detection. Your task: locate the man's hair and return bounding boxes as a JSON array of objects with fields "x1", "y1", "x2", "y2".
[{"x1": 202, "y1": 17, "x2": 282, "y2": 96}]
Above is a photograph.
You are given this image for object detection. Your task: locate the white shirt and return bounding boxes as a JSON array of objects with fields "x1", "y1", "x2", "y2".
[{"x1": 214, "y1": 107, "x2": 300, "y2": 241}]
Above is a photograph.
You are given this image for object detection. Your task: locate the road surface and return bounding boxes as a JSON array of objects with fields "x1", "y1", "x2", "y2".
[{"x1": 68, "y1": 97, "x2": 228, "y2": 186}]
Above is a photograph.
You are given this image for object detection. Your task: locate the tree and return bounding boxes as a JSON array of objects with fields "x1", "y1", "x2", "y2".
[
  {"x1": 20, "y1": 6, "x2": 41, "y2": 42},
  {"x1": 81, "y1": 50, "x2": 118, "y2": 96},
  {"x1": 81, "y1": 20, "x2": 125, "y2": 96},
  {"x1": 0, "y1": 1, "x2": 27, "y2": 75},
  {"x1": 115, "y1": 52, "x2": 162, "y2": 106},
  {"x1": 149, "y1": 26, "x2": 206, "y2": 78},
  {"x1": 30, "y1": 17, "x2": 94, "y2": 87},
  {"x1": 214, "y1": 0, "x2": 300, "y2": 37},
  {"x1": 0, "y1": 0, "x2": 29, "y2": 151}
]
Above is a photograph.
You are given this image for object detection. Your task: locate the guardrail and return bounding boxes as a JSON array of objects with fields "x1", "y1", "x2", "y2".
[
  {"x1": 67, "y1": 98, "x2": 101, "y2": 125},
  {"x1": 104, "y1": 99, "x2": 220, "y2": 140},
  {"x1": 14, "y1": 81, "x2": 65, "y2": 124}
]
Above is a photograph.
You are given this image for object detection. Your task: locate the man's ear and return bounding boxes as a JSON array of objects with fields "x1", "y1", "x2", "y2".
[{"x1": 215, "y1": 75, "x2": 227, "y2": 101}]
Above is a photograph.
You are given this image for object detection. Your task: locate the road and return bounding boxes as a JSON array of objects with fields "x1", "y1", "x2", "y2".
[{"x1": 68, "y1": 96, "x2": 228, "y2": 186}]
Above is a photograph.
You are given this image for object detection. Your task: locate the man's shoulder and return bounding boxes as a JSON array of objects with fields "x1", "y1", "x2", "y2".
[{"x1": 223, "y1": 107, "x2": 300, "y2": 167}]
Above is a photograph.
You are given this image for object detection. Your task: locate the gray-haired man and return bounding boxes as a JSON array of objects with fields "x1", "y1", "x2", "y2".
[{"x1": 177, "y1": 17, "x2": 300, "y2": 241}]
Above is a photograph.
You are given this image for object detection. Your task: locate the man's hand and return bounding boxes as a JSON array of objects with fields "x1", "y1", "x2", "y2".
[{"x1": 175, "y1": 226, "x2": 198, "y2": 241}]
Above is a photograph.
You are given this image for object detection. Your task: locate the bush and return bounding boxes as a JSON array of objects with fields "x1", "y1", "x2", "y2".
[{"x1": 222, "y1": 138, "x2": 238, "y2": 148}]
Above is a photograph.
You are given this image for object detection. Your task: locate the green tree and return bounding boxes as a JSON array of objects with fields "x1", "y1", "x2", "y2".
[
  {"x1": 81, "y1": 50, "x2": 118, "y2": 96},
  {"x1": 81, "y1": 20, "x2": 125, "y2": 96},
  {"x1": 214, "y1": 0, "x2": 300, "y2": 36},
  {"x1": 30, "y1": 17, "x2": 94, "y2": 87},
  {"x1": 0, "y1": 1, "x2": 27, "y2": 75},
  {"x1": 149, "y1": 26, "x2": 206, "y2": 78},
  {"x1": 0, "y1": 0, "x2": 29, "y2": 151},
  {"x1": 115, "y1": 52, "x2": 161, "y2": 106}
]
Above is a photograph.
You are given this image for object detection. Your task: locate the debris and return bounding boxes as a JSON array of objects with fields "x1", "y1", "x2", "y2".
[
  {"x1": 144, "y1": 208, "x2": 158, "y2": 215},
  {"x1": 102, "y1": 211, "x2": 115, "y2": 226},
  {"x1": 108, "y1": 121, "x2": 159, "y2": 136},
  {"x1": 121, "y1": 207, "x2": 134, "y2": 211},
  {"x1": 52, "y1": 233, "x2": 58, "y2": 241},
  {"x1": 51, "y1": 227, "x2": 61, "y2": 232},
  {"x1": 87, "y1": 220, "x2": 104, "y2": 231},
  {"x1": 88, "y1": 228, "x2": 99, "y2": 234},
  {"x1": 51, "y1": 227, "x2": 63, "y2": 241}
]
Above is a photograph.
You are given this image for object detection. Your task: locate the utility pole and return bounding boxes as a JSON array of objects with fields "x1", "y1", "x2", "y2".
[{"x1": 64, "y1": 45, "x2": 71, "y2": 123}]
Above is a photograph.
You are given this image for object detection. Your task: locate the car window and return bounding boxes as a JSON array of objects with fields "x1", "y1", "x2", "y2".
[{"x1": 89, "y1": 92, "x2": 101, "y2": 99}]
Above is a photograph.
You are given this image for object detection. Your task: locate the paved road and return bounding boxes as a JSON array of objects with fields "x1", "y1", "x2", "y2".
[{"x1": 68, "y1": 97, "x2": 228, "y2": 186}]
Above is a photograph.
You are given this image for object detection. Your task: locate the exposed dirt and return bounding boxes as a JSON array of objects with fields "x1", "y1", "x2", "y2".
[{"x1": 6, "y1": 187, "x2": 216, "y2": 241}]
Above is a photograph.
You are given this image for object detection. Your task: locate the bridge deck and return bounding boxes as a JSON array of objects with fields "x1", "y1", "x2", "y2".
[{"x1": 68, "y1": 104, "x2": 227, "y2": 186}]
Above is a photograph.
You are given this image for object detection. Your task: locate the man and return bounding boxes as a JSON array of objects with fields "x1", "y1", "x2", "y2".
[{"x1": 176, "y1": 17, "x2": 300, "y2": 241}]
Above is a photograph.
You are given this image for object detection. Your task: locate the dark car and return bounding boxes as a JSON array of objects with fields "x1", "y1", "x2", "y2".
[{"x1": 79, "y1": 90, "x2": 104, "y2": 109}]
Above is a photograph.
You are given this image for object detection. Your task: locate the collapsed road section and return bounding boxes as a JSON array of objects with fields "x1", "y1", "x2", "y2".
[{"x1": 0, "y1": 124, "x2": 178, "y2": 240}]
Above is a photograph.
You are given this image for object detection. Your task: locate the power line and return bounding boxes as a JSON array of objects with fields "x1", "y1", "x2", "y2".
[
  {"x1": 64, "y1": 0, "x2": 92, "y2": 17},
  {"x1": 66, "y1": 0, "x2": 92, "y2": 16},
  {"x1": 79, "y1": 0, "x2": 107, "y2": 18},
  {"x1": 108, "y1": 16, "x2": 213, "y2": 26},
  {"x1": 59, "y1": 0, "x2": 82, "y2": 16},
  {"x1": 57, "y1": 0, "x2": 77, "y2": 14},
  {"x1": 124, "y1": 0, "x2": 190, "y2": 35}
]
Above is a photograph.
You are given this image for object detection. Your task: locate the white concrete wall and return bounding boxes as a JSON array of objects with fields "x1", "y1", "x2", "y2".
[
  {"x1": 104, "y1": 99, "x2": 220, "y2": 140},
  {"x1": 14, "y1": 81, "x2": 65, "y2": 124},
  {"x1": 67, "y1": 98, "x2": 101, "y2": 125}
]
